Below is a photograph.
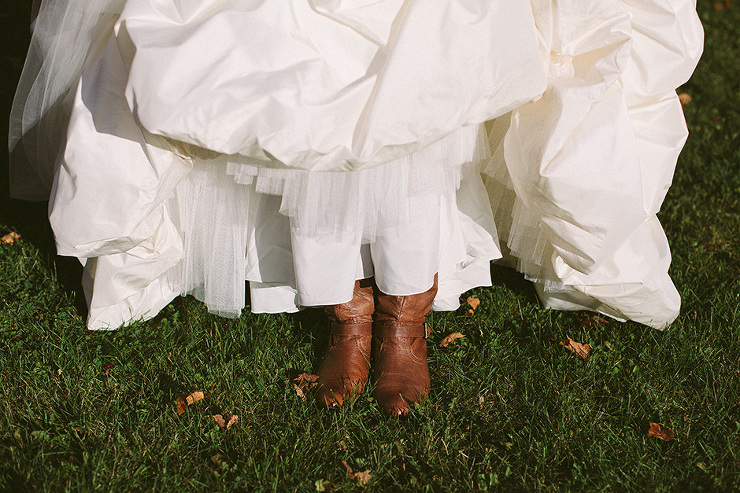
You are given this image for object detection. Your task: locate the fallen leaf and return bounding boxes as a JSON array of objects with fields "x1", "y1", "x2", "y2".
[
  {"x1": 293, "y1": 373, "x2": 319, "y2": 399},
  {"x1": 561, "y1": 336, "x2": 592, "y2": 360},
  {"x1": 713, "y1": 0, "x2": 731, "y2": 9},
  {"x1": 1, "y1": 232, "x2": 20, "y2": 245},
  {"x1": 212, "y1": 414, "x2": 239, "y2": 430},
  {"x1": 647, "y1": 422, "x2": 675, "y2": 442},
  {"x1": 466, "y1": 297, "x2": 481, "y2": 314},
  {"x1": 340, "y1": 460, "x2": 371, "y2": 485},
  {"x1": 580, "y1": 314, "x2": 611, "y2": 329},
  {"x1": 294, "y1": 373, "x2": 319, "y2": 387},
  {"x1": 439, "y1": 332, "x2": 465, "y2": 348},
  {"x1": 186, "y1": 390, "x2": 205, "y2": 406},
  {"x1": 467, "y1": 297, "x2": 481, "y2": 310},
  {"x1": 176, "y1": 391, "x2": 205, "y2": 414},
  {"x1": 176, "y1": 395, "x2": 188, "y2": 415},
  {"x1": 678, "y1": 93, "x2": 692, "y2": 107},
  {"x1": 293, "y1": 383, "x2": 307, "y2": 402},
  {"x1": 351, "y1": 469, "x2": 371, "y2": 485}
]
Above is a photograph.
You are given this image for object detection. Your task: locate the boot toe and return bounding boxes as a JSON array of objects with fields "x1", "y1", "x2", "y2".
[
  {"x1": 373, "y1": 383, "x2": 427, "y2": 417},
  {"x1": 316, "y1": 389, "x2": 343, "y2": 409},
  {"x1": 373, "y1": 388, "x2": 410, "y2": 416}
]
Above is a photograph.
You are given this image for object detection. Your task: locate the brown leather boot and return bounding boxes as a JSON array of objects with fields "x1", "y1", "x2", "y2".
[
  {"x1": 315, "y1": 279, "x2": 374, "y2": 408},
  {"x1": 372, "y1": 275, "x2": 438, "y2": 416}
]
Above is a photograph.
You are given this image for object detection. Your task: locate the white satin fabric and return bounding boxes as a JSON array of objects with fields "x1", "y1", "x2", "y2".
[{"x1": 9, "y1": 0, "x2": 703, "y2": 330}]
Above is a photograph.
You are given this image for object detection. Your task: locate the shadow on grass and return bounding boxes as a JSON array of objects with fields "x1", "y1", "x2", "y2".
[
  {"x1": 290, "y1": 307, "x2": 328, "y2": 371},
  {"x1": 1, "y1": 5, "x2": 87, "y2": 318},
  {"x1": 490, "y1": 262, "x2": 539, "y2": 303},
  {"x1": 0, "y1": 467, "x2": 33, "y2": 491}
]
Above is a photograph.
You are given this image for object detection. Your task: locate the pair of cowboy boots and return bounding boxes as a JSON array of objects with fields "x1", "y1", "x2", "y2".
[{"x1": 315, "y1": 276, "x2": 437, "y2": 416}]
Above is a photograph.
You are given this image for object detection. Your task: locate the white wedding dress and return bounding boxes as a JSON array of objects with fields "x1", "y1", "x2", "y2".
[{"x1": 9, "y1": 0, "x2": 703, "y2": 330}]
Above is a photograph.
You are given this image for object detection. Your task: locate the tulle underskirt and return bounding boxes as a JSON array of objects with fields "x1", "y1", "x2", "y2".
[
  {"x1": 9, "y1": 0, "x2": 704, "y2": 331},
  {"x1": 80, "y1": 127, "x2": 501, "y2": 328}
]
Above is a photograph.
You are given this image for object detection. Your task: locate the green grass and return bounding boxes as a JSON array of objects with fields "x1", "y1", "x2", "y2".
[{"x1": 1, "y1": 4, "x2": 739, "y2": 492}]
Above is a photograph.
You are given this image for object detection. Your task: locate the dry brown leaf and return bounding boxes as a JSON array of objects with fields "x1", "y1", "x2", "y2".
[
  {"x1": 176, "y1": 395, "x2": 188, "y2": 415},
  {"x1": 439, "y1": 332, "x2": 466, "y2": 348},
  {"x1": 1, "y1": 232, "x2": 20, "y2": 245},
  {"x1": 294, "y1": 373, "x2": 319, "y2": 386},
  {"x1": 561, "y1": 335, "x2": 592, "y2": 360},
  {"x1": 466, "y1": 297, "x2": 481, "y2": 314},
  {"x1": 713, "y1": 0, "x2": 731, "y2": 10},
  {"x1": 186, "y1": 390, "x2": 205, "y2": 406},
  {"x1": 293, "y1": 383, "x2": 307, "y2": 402},
  {"x1": 580, "y1": 314, "x2": 611, "y2": 329},
  {"x1": 212, "y1": 414, "x2": 239, "y2": 430},
  {"x1": 351, "y1": 469, "x2": 371, "y2": 485},
  {"x1": 647, "y1": 422, "x2": 675, "y2": 442},
  {"x1": 225, "y1": 415, "x2": 238, "y2": 430},
  {"x1": 292, "y1": 373, "x2": 319, "y2": 399},
  {"x1": 340, "y1": 460, "x2": 371, "y2": 485},
  {"x1": 678, "y1": 93, "x2": 692, "y2": 107},
  {"x1": 176, "y1": 391, "x2": 205, "y2": 414},
  {"x1": 467, "y1": 297, "x2": 481, "y2": 310}
]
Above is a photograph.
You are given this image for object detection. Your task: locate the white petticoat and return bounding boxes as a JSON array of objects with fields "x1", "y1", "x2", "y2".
[{"x1": 9, "y1": 0, "x2": 703, "y2": 330}]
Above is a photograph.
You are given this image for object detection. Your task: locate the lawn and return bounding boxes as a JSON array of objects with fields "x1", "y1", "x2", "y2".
[{"x1": 1, "y1": 3, "x2": 739, "y2": 492}]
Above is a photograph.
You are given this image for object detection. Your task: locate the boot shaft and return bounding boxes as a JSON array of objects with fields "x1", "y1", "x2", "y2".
[{"x1": 373, "y1": 274, "x2": 438, "y2": 328}]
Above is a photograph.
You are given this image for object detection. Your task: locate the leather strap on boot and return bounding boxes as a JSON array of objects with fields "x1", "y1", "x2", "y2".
[
  {"x1": 372, "y1": 275, "x2": 437, "y2": 417},
  {"x1": 329, "y1": 322, "x2": 373, "y2": 336},
  {"x1": 372, "y1": 324, "x2": 426, "y2": 339}
]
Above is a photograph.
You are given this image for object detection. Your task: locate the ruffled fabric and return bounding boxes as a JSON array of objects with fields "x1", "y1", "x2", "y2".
[
  {"x1": 483, "y1": 0, "x2": 703, "y2": 329},
  {"x1": 117, "y1": 0, "x2": 545, "y2": 170},
  {"x1": 9, "y1": 0, "x2": 125, "y2": 201},
  {"x1": 8, "y1": 0, "x2": 703, "y2": 331}
]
